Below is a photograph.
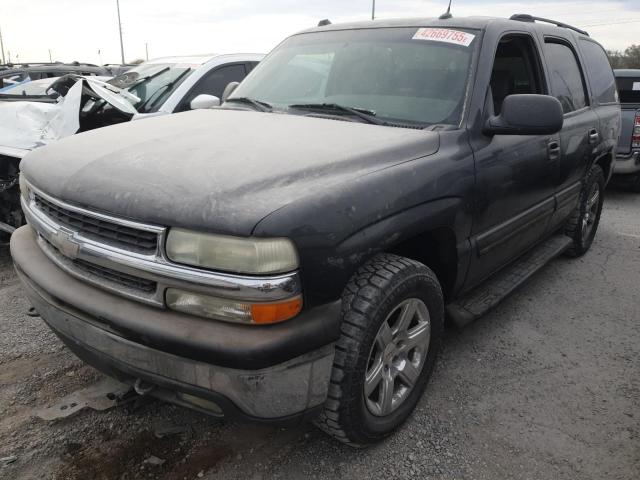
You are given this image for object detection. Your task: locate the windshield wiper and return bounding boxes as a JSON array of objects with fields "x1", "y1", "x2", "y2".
[
  {"x1": 288, "y1": 103, "x2": 387, "y2": 126},
  {"x1": 225, "y1": 97, "x2": 272, "y2": 112}
]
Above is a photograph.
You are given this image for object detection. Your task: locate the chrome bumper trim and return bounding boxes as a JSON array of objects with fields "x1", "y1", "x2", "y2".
[
  {"x1": 22, "y1": 182, "x2": 301, "y2": 306},
  {"x1": 614, "y1": 151, "x2": 640, "y2": 174}
]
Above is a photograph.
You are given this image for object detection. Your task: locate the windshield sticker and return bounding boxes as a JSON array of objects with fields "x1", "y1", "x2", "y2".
[
  {"x1": 633, "y1": 82, "x2": 640, "y2": 91},
  {"x1": 412, "y1": 28, "x2": 475, "y2": 47}
]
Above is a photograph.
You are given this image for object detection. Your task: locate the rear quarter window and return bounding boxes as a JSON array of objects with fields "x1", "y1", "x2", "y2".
[{"x1": 579, "y1": 39, "x2": 617, "y2": 104}]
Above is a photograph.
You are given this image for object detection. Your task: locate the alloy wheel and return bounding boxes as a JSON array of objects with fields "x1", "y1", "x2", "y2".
[
  {"x1": 582, "y1": 182, "x2": 600, "y2": 240},
  {"x1": 364, "y1": 298, "x2": 431, "y2": 416}
]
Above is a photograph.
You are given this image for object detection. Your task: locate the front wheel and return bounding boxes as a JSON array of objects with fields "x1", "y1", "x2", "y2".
[
  {"x1": 565, "y1": 164, "x2": 605, "y2": 257},
  {"x1": 314, "y1": 254, "x2": 444, "y2": 446}
]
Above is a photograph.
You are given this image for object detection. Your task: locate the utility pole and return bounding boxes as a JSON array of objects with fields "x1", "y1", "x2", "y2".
[
  {"x1": 116, "y1": 0, "x2": 125, "y2": 64},
  {"x1": 372, "y1": 0, "x2": 376, "y2": 20},
  {"x1": 145, "y1": 42, "x2": 149, "y2": 61},
  {"x1": 48, "y1": 49, "x2": 52, "y2": 63},
  {"x1": 0, "y1": 25, "x2": 6, "y2": 64}
]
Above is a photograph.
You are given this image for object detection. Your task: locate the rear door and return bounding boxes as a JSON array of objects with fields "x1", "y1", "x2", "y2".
[
  {"x1": 578, "y1": 39, "x2": 620, "y2": 175},
  {"x1": 539, "y1": 35, "x2": 598, "y2": 229}
]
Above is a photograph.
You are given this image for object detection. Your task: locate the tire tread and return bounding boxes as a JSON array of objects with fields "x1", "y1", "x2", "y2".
[{"x1": 314, "y1": 253, "x2": 442, "y2": 447}]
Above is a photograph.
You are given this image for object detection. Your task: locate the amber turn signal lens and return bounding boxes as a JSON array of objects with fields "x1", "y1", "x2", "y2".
[{"x1": 251, "y1": 296, "x2": 303, "y2": 324}]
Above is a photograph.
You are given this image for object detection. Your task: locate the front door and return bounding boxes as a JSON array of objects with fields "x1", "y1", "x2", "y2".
[{"x1": 465, "y1": 33, "x2": 557, "y2": 289}]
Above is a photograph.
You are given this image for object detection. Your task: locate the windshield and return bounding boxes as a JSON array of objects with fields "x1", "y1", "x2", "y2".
[
  {"x1": 231, "y1": 27, "x2": 477, "y2": 126},
  {"x1": 107, "y1": 63, "x2": 194, "y2": 113}
]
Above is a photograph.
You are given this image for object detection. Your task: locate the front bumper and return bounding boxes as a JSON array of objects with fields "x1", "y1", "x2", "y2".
[
  {"x1": 11, "y1": 226, "x2": 341, "y2": 422},
  {"x1": 614, "y1": 150, "x2": 640, "y2": 175}
]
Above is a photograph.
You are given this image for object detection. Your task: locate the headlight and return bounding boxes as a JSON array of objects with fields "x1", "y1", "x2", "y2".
[
  {"x1": 166, "y1": 229, "x2": 299, "y2": 275},
  {"x1": 19, "y1": 173, "x2": 29, "y2": 200},
  {"x1": 166, "y1": 288, "x2": 303, "y2": 324}
]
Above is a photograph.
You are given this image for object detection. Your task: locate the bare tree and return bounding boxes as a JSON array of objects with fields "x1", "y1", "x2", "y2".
[{"x1": 608, "y1": 45, "x2": 640, "y2": 69}]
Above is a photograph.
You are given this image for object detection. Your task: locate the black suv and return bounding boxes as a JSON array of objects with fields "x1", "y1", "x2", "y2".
[{"x1": 12, "y1": 15, "x2": 620, "y2": 446}]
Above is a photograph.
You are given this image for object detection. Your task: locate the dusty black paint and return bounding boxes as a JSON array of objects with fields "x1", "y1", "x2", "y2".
[{"x1": 17, "y1": 16, "x2": 620, "y2": 350}]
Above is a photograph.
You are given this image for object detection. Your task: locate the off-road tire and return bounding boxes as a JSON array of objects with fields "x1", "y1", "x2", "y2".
[
  {"x1": 565, "y1": 164, "x2": 605, "y2": 257},
  {"x1": 314, "y1": 253, "x2": 444, "y2": 447}
]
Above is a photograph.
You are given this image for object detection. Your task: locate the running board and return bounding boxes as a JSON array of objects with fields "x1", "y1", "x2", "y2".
[{"x1": 447, "y1": 235, "x2": 572, "y2": 327}]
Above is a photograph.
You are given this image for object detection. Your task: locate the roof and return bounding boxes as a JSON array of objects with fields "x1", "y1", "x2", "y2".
[
  {"x1": 299, "y1": 15, "x2": 588, "y2": 36},
  {"x1": 614, "y1": 69, "x2": 640, "y2": 78},
  {"x1": 143, "y1": 53, "x2": 265, "y2": 68},
  {"x1": 0, "y1": 64, "x2": 108, "y2": 75},
  {"x1": 145, "y1": 55, "x2": 220, "y2": 65}
]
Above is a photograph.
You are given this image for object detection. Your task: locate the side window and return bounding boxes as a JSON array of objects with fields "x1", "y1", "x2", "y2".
[
  {"x1": 185, "y1": 64, "x2": 247, "y2": 106},
  {"x1": 489, "y1": 35, "x2": 544, "y2": 115},
  {"x1": 543, "y1": 40, "x2": 588, "y2": 113},
  {"x1": 579, "y1": 40, "x2": 617, "y2": 104}
]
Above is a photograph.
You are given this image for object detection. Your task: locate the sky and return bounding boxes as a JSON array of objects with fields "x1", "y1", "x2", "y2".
[{"x1": 1, "y1": 0, "x2": 639, "y2": 65}]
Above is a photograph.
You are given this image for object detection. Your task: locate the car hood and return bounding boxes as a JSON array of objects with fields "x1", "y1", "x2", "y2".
[{"x1": 22, "y1": 109, "x2": 440, "y2": 235}]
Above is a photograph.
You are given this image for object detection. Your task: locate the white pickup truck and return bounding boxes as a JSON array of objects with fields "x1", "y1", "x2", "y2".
[{"x1": 0, "y1": 53, "x2": 263, "y2": 237}]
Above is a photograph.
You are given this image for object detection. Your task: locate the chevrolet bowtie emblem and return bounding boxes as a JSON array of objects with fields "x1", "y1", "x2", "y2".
[{"x1": 52, "y1": 229, "x2": 80, "y2": 259}]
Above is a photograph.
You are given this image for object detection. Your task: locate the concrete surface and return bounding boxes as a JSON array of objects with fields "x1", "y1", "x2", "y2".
[{"x1": 0, "y1": 189, "x2": 638, "y2": 480}]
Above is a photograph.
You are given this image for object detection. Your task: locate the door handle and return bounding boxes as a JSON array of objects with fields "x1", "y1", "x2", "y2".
[
  {"x1": 588, "y1": 128, "x2": 599, "y2": 144},
  {"x1": 548, "y1": 140, "x2": 561, "y2": 161}
]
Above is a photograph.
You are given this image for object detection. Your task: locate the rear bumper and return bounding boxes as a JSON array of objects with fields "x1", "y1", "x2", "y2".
[
  {"x1": 614, "y1": 150, "x2": 640, "y2": 175},
  {"x1": 11, "y1": 226, "x2": 341, "y2": 421}
]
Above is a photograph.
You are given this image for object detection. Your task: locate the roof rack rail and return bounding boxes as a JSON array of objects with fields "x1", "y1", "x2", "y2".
[{"x1": 510, "y1": 14, "x2": 589, "y2": 36}]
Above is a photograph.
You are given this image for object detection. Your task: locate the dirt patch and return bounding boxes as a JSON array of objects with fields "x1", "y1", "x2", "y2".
[{"x1": 56, "y1": 430, "x2": 232, "y2": 480}]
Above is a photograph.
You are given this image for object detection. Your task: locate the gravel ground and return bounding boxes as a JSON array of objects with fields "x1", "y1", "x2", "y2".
[{"x1": 0, "y1": 188, "x2": 638, "y2": 480}]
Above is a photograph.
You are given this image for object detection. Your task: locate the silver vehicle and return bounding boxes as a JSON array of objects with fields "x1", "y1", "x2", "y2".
[{"x1": 114, "y1": 54, "x2": 264, "y2": 120}]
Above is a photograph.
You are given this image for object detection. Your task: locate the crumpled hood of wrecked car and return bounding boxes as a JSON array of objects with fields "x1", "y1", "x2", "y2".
[{"x1": 22, "y1": 109, "x2": 440, "y2": 235}]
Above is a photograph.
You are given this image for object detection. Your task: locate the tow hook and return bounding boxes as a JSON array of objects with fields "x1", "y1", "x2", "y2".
[
  {"x1": 26, "y1": 306, "x2": 40, "y2": 318},
  {"x1": 134, "y1": 378, "x2": 156, "y2": 396}
]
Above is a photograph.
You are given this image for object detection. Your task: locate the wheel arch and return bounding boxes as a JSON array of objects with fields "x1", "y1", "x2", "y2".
[
  {"x1": 330, "y1": 197, "x2": 466, "y2": 303},
  {"x1": 385, "y1": 227, "x2": 458, "y2": 301},
  {"x1": 593, "y1": 149, "x2": 614, "y2": 184}
]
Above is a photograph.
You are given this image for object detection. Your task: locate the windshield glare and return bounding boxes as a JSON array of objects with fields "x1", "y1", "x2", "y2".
[
  {"x1": 231, "y1": 27, "x2": 476, "y2": 126},
  {"x1": 107, "y1": 63, "x2": 194, "y2": 113}
]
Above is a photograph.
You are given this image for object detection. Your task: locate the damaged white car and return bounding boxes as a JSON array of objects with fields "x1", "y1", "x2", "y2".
[{"x1": 0, "y1": 53, "x2": 263, "y2": 237}]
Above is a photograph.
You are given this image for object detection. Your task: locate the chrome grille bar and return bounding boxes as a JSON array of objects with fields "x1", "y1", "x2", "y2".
[{"x1": 22, "y1": 181, "x2": 302, "y2": 307}]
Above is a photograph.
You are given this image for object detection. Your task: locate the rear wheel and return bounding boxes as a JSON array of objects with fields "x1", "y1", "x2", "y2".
[
  {"x1": 314, "y1": 254, "x2": 444, "y2": 446},
  {"x1": 565, "y1": 164, "x2": 605, "y2": 257}
]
